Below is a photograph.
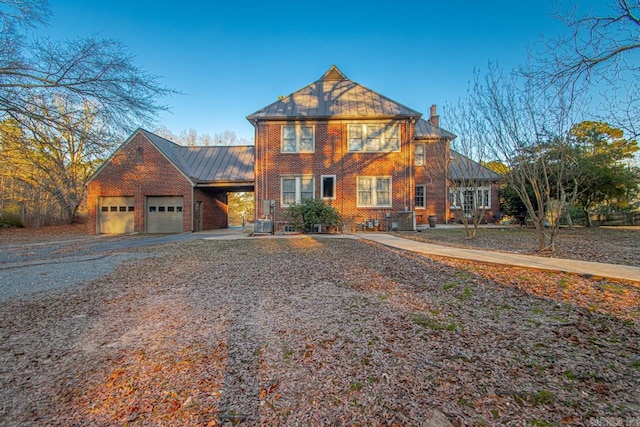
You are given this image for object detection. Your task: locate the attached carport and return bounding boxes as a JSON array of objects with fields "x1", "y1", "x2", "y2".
[{"x1": 87, "y1": 129, "x2": 255, "y2": 234}]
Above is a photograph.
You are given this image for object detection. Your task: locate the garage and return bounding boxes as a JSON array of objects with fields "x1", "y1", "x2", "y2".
[
  {"x1": 146, "y1": 196, "x2": 184, "y2": 233},
  {"x1": 98, "y1": 197, "x2": 134, "y2": 234}
]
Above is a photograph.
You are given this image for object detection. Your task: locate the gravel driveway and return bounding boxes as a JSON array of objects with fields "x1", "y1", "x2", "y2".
[{"x1": 0, "y1": 231, "x2": 226, "y2": 301}]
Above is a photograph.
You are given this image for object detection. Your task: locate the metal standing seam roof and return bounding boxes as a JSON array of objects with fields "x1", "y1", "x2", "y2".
[
  {"x1": 449, "y1": 150, "x2": 502, "y2": 181},
  {"x1": 246, "y1": 65, "x2": 424, "y2": 121},
  {"x1": 139, "y1": 129, "x2": 254, "y2": 184},
  {"x1": 179, "y1": 145, "x2": 255, "y2": 183},
  {"x1": 414, "y1": 118, "x2": 456, "y2": 140}
]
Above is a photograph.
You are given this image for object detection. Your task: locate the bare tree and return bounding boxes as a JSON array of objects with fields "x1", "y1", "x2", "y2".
[
  {"x1": 0, "y1": 0, "x2": 174, "y2": 135},
  {"x1": 0, "y1": 95, "x2": 115, "y2": 224},
  {"x1": 473, "y1": 63, "x2": 578, "y2": 253},
  {"x1": 153, "y1": 127, "x2": 254, "y2": 146},
  {"x1": 442, "y1": 95, "x2": 499, "y2": 238},
  {"x1": 528, "y1": 0, "x2": 640, "y2": 138}
]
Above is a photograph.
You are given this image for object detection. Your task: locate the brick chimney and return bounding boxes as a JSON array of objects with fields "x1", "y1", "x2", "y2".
[{"x1": 429, "y1": 104, "x2": 439, "y2": 127}]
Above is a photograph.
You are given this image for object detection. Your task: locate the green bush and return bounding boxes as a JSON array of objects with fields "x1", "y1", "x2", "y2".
[
  {"x1": 0, "y1": 211, "x2": 24, "y2": 228},
  {"x1": 285, "y1": 199, "x2": 342, "y2": 233}
]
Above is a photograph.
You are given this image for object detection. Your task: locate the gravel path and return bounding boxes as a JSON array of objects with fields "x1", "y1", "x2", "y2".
[
  {"x1": 0, "y1": 252, "x2": 155, "y2": 302},
  {"x1": 0, "y1": 231, "x2": 211, "y2": 302}
]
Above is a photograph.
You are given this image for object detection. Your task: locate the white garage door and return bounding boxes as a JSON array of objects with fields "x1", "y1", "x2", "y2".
[
  {"x1": 146, "y1": 196, "x2": 184, "y2": 233},
  {"x1": 98, "y1": 197, "x2": 134, "y2": 234}
]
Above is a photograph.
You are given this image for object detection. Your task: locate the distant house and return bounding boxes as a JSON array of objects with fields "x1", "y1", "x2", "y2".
[
  {"x1": 247, "y1": 65, "x2": 500, "y2": 230},
  {"x1": 86, "y1": 129, "x2": 253, "y2": 234}
]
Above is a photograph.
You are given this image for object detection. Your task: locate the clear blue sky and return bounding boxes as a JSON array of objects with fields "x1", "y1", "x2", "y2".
[{"x1": 39, "y1": 1, "x2": 574, "y2": 142}]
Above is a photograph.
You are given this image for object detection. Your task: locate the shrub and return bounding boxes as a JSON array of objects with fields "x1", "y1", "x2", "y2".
[
  {"x1": 285, "y1": 199, "x2": 342, "y2": 233},
  {"x1": 0, "y1": 211, "x2": 24, "y2": 228}
]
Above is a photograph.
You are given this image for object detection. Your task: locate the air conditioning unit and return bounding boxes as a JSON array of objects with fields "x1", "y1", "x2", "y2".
[
  {"x1": 397, "y1": 211, "x2": 416, "y2": 231},
  {"x1": 254, "y1": 219, "x2": 273, "y2": 233}
]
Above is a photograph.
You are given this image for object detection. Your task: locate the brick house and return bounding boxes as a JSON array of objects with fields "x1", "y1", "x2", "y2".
[
  {"x1": 86, "y1": 128, "x2": 253, "y2": 234},
  {"x1": 247, "y1": 65, "x2": 500, "y2": 230}
]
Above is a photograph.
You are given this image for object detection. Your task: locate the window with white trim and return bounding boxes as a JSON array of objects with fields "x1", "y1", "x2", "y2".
[
  {"x1": 281, "y1": 176, "x2": 315, "y2": 206},
  {"x1": 321, "y1": 175, "x2": 336, "y2": 199},
  {"x1": 415, "y1": 185, "x2": 426, "y2": 209},
  {"x1": 449, "y1": 187, "x2": 491, "y2": 210},
  {"x1": 415, "y1": 143, "x2": 425, "y2": 166},
  {"x1": 357, "y1": 176, "x2": 392, "y2": 207},
  {"x1": 282, "y1": 124, "x2": 314, "y2": 153},
  {"x1": 348, "y1": 124, "x2": 400, "y2": 152}
]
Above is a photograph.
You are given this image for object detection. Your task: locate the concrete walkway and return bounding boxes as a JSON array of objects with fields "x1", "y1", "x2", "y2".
[{"x1": 358, "y1": 233, "x2": 640, "y2": 283}]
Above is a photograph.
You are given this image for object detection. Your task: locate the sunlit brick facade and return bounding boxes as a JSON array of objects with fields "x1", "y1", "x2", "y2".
[{"x1": 247, "y1": 65, "x2": 487, "y2": 230}]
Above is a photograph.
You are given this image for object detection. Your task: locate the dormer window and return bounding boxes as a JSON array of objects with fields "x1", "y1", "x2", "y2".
[{"x1": 282, "y1": 124, "x2": 314, "y2": 153}]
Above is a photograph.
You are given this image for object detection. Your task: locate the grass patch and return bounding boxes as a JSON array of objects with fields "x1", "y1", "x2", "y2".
[
  {"x1": 411, "y1": 313, "x2": 444, "y2": 331},
  {"x1": 349, "y1": 381, "x2": 363, "y2": 391}
]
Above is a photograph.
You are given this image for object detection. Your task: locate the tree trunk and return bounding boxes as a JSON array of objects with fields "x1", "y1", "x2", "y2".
[{"x1": 583, "y1": 207, "x2": 593, "y2": 227}]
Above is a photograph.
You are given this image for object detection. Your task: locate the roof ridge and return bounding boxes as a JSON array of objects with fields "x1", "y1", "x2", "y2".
[
  {"x1": 320, "y1": 65, "x2": 347, "y2": 81},
  {"x1": 247, "y1": 66, "x2": 423, "y2": 120}
]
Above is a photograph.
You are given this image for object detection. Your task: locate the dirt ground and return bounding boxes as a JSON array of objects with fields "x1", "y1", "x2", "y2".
[
  {"x1": 1, "y1": 233, "x2": 639, "y2": 425},
  {"x1": 405, "y1": 226, "x2": 640, "y2": 266}
]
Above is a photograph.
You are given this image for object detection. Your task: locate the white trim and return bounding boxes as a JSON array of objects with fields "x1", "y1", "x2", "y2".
[
  {"x1": 280, "y1": 175, "x2": 315, "y2": 207},
  {"x1": 449, "y1": 186, "x2": 491, "y2": 210},
  {"x1": 357, "y1": 176, "x2": 392, "y2": 208},
  {"x1": 348, "y1": 123, "x2": 400, "y2": 153},
  {"x1": 321, "y1": 175, "x2": 336, "y2": 200},
  {"x1": 415, "y1": 184, "x2": 426, "y2": 209},
  {"x1": 281, "y1": 124, "x2": 315, "y2": 153},
  {"x1": 414, "y1": 143, "x2": 426, "y2": 166}
]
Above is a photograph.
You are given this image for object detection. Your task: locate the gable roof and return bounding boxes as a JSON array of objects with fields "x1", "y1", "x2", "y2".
[
  {"x1": 449, "y1": 150, "x2": 502, "y2": 181},
  {"x1": 141, "y1": 129, "x2": 254, "y2": 184},
  {"x1": 88, "y1": 129, "x2": 254, "y2": 186},
  {"x1": 247, "y1": 65, "x2": 423, "y2": 121},
  {"x1": 414, "y1": 118, "x2": 456, "y2": 140}
]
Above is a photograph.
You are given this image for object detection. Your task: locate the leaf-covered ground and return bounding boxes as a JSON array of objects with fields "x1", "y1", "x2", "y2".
[
  {"x1": 1, "y1": 237, "x2": 638, "y2": 425},
  {"x1": 0, "y1": 223, "x2": 90, "y2": 245},
  {"x1": 404, "y1": 226, "x2": 640, "y2": 266}
]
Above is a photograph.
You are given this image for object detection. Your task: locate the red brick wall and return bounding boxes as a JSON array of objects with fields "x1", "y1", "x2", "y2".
[
  {"x1": 413, "y1": 139, "x2": 449, "y2": 224},
  {"x1": 253, "y1": 119, "x2": 452, "y2": 230},
  {"x1": 195, "y1": 189, "x2": 228, "y2": 230},
  {"x1": 87, "y1": 132, "x2": 193, "y2": 234}
]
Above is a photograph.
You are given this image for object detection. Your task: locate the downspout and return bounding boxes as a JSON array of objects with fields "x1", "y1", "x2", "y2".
[{"x1": 191, "y1": 184, "x2": 195, "y2": 232}]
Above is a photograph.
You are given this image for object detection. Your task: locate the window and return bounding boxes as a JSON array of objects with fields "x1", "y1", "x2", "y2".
[
  {"x1": 321, "y1": 175, "x2": 336, "y2": 199},
  {"x1": 357, "y1": 176, "x2": 392, "y2": 207},
  {"x1": 110, "y1": 206, "x2": 117, "y2": 212},
  {"x1": 415, "y1": 185, "x2": 426, "y2": 209},
  {"x1": 158, "y1": 206, "x2": 166, "y2": 212},
  {"x1": 450, "y1": 187, "x2": 491, "y2": 212},
  {"x1": 281, "y1": 176, "x2": 315, "y2": 207},
  {"x1": 128, "y1": 206, "x2": 134, "y2": 212},
  {"x1": 101, "y1": 206, "x2": 108, "y2": 212},
  {"x1": 136, "y1": 146, "x2": 143, "y2": 164},
  {"x1": 348, "y1": 124, "x2": 400, "y2": 152},
  {"x1": 167, "y1": 206, "x2": 175, "y2": 212},
  {"x1": 149, "y1": 206, "x2": 157, "y2": 212},
  {"x1": 176, "y1": 206, "x2": 183, "y2": 212},
  {"x1": 282, "y1": 124, "x2": 314, "y2": 153},
  {"x1": 415, "y1": 144, "x2": 426, "y2": 166}
]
